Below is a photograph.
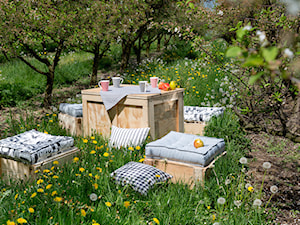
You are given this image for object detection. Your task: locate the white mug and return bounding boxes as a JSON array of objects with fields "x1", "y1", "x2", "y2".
[
  {"x1": 139, "y1": 81, "x2": 149, "y2": 92},
  {"x1": 112, "y1": 77, "x2": 124, "y2": 88}
]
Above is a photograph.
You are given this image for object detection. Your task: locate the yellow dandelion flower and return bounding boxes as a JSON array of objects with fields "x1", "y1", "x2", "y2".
[
  {"x1": 153, "y1": 218, "x2": 160, "y2": 224},
  {"x1": 124, "y1": 201, "x2": 130, "y2": 208},
  {"x1": 212, "y1": 214, "x2": 216, "y2": 221},
  {"x1": 155, "y1": 174, "x2": 160, "y2": 178},
  {"x1": 16, "y1": 218, "x2": 27, "y2": 224},
  {"x1": 46, "y1": 184, "x2": 53, "y2": 190},
  {"x1": 44, "y1": 131, "x2": 48, "y2": 134},
  {"x1": 6, "y1": 220, "x2": 16, "y2": 225},
  {"x1": 37, "y1": 179, "x2": 44, "y2": 184},
  {"x1": 81, "y1": 209, "x2": 86, "y2": 217},
  {"x1": 37, "y1": 188, "x2": 44, "y2": 193},
  {"x1": 103, "y1": 152, "x2": 109, "y2": 157},
  {"x1": 14, "y1": 193, "x2": 18, "y2": 200},
  {"x1": 79, "y1": 167, "x2": 85, "y2": 172},
  {"x1": 248, "y1": 186, "x2": 254, "y2": 192},
  {"x1": 90, "y1": 150, "x2": 96, "y2": 154},
  {"x1": 53, "y1": 175, "x2": 59, "y2": 179},
  {"x1": 73, "y1": 157, "x2": 79, "y2": 163},
  {"x1": 92, "y1": 223, "x2": 100, "y2": 225},
  {"x1": 128, "y1": 147, "x2": 134, "y2": 151},
  {"x1": 139, "y1": 158, "x2": 145, "y2": 163},
  {"x1": 93, "y1": 183, "x2": 99, "y2": 189},
  {"x1": 34, "y1": 170, "x2": 39, "y2": 174},
  {"x1": 105, "y1": 202, "x2": 112, "y2": 207},
  {"x1": 43, "y1": 169, "x2": 50, "y2": 173},
  {"x1": 54, "y1": 197, "x2": 62, "y2": 202},
  {"x1": 28, "y1": 207, "x2": 34, "y2": 213},
  {"x1": 49, "y1": 120, "x2": 53, "y2": 123},
  {"x1": 89, "y1": 173, "x2": 93, "y2": 177},
  {"x1": 83, "y1": 139, "x2": 88, "y2": 143},
  {"x1": 136, "y1": 146, "x2": 141, "y2": 150},
  {"x1": 30, "y1": 192, "x2": 37, "y2": 198},
  {"x1": 92, "y1": 140, "x2": 97, "y2": 144},
  {"x1": 95, "y1": 174, "x2": 100, "y2": 179},
  {"x1": 91, "y1": 136, "x2": 95, "y2": 140},
  {"x1": 90, "y1": 208, "x2": 95, "y2": 212},
  {"x1": 96, "y1": 167, "x2": 102, "y2": 172},
  {"x1": 53, "y1": 114, "x2": 57, "y2": 117},
  {"x1": 51, "y1": 191, "x2": 57, "y2": 196},
  {"x1": 53, "y1": 161, "x2": 59, "y2": 165},
  {"x1": 207, "y1": 206, "x2": 211, "y2": 210},
  {"x1": 118, "y1": 190, "x2": 121, "y2": 194}
]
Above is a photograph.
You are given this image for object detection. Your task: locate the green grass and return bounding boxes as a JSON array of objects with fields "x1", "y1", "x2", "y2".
[{"x1": 0, "y1": 42, "x2": 277, "y2": 224}]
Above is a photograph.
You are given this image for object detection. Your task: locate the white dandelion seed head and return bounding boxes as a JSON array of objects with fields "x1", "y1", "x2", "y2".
[
  {"x1": 283, "y1": 48, "x2": 294, "y2": 59},
  {"x1": 225, "y1": 179, "x2": 231, "y2": 185},
  {"x1": 245, "y1": 183, "x2": 252, "y2": 189},
  {"x1": 217, "y1": 197, "x2": 226, "y2": 205},
  {"x1": 253, "y1": 199, "x2": 262, "y2": 207},
  {"x1": 239, "y1": 157, "x2": 248, "y2": 164},
  {"x1": 243, "y1": 25, "x2": 252, "y2": 31},
  {"x1": 89, "y1": 193, "x2": 98, "y2": 201},
  {"x1": 263, "y1": 162, "x2": 272, "y2": 169},
  {"x1": 234, "y1": 200, "x2": 242, "y2": 208},
  {"x1": 270, "y1": 185, "x2": 279, "y2": 194}
]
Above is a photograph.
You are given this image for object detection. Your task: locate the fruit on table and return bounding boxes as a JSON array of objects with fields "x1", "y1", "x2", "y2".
[
  {"x1": 158, "y1": 82, "x2": 170, "y2": 91},
  {"x1": 194, "y1": 138, "x2": 204, "y2": 148},
  {"x1": 170, "y1": 81, "x2": 176, "y2": 90},
  {"x1": 158, "y1": 81, "x2": 165, "y2": 90}
]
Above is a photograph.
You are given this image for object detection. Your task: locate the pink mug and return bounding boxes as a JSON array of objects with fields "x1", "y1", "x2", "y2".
[
  {"x1": 150, "y1": 77, "x2": 161, "y2": 88},
  {"x1": 98, "y1": 80, "x2": 109, "y2": 91}
]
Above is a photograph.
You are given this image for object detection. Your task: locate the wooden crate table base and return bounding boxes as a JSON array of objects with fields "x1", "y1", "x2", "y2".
[
  {"x1": 58, "y1": 113, "x2": 82, "y2": 136},
  {"x1": 144, "y1": 131, "x2": 226, "y2": 187},
  {"x1": 81, "y1": 85, "x2": 184, "y2": 140}
]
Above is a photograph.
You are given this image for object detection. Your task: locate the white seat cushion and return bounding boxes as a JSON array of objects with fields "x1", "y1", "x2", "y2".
[{"x1": 145, "y1": 131, "x2": 225, "y2": 167}]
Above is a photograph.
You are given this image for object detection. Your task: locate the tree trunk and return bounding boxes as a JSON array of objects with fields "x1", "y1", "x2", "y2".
[
  {"x1": 90, "y1": 43, "x2": 100, "y2": 85},
  {"x1": 146, "y1": 42, "x2": 150, "y2": 57},
  {"x1": 43, "y1": 71, "x2": 54, "y2": 108},
  {"x1": 120, "y1": 40, "x2": 133, "y2": 73},
  {"x1": 157, "y1": 33, "x2": 162, "y2": 52}
]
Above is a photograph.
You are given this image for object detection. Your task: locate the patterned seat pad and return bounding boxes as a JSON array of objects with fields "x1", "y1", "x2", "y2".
[
  {"x1": 0, "y1": 129, "x2": 74, "y2": 164},
  {"x1": 59, "y1": 103, "x2": 83, "y2": 117},
  {"x1": 184, "y1": 106, "x2": 224, "y2": 122}
]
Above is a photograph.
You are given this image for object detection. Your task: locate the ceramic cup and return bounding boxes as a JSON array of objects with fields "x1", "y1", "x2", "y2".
[
  {"x1": 139, "y1": 81, "x2": 149, "y2": 92},
  {"x1": 150, "y1": 77, "x2": 161, "y2": 88},
  {"x1": 112, "y1": 77, "x2": 124, "y2": 88},
  {"x1": 98, "y1": 80, "x2": 109, "y2": 91}
]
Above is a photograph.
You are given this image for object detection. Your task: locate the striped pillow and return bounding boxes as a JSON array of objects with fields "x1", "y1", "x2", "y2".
[{"x1": 109, "y1": 126, "x2": 150, "y2": 148}]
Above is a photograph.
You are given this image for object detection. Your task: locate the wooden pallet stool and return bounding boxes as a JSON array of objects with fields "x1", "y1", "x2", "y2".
[
  {"x1": 58, "y1": 103, "x2": 83, "y2": 136},
  {"x1": 144, "y1": 131, "x2": 226, "y2": 188}
]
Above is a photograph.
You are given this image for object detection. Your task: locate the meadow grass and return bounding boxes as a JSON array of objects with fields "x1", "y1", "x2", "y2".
[{"x1": 0, "y1": 41, "x2": 277, "y2": 224}]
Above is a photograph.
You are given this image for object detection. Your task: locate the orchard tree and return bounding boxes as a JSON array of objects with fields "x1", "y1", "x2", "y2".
[{"x1": 0, "y1": 0, "x2": 81, "y2": 107}]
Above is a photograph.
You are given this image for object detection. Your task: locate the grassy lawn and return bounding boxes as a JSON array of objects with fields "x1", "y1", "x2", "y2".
[{"x1": 0, "y1": 42, "x2": 278, "y2": 224}]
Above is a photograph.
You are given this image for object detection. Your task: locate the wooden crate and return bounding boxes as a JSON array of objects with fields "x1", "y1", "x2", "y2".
[
  {"x1": 144, "y1": 152, "x2": 226, "y2": 188},
  {"x1": 58, "y1": 113, "x2": 82, "y2": 136},
  {"x1": 81, "y1": 86, "x2": 184, "y2": 140},
  {"x1": 184, "y1": 121, "x2": 206, "y2": 136},
  {"x1": 0, "y1": 147, "x2": 80, "y2": 183}
]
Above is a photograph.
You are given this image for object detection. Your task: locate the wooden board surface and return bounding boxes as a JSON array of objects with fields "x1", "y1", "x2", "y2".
[{"x1": 184, "y1": 122, "x2": 206, "y2": 136}]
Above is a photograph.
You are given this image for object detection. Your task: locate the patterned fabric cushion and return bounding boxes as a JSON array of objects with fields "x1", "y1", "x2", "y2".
[
  {"x1": 109, "y1": 126, "x2": 150, "y2": 148},
  {"x1": 59, "y1": 103, "x2": 83, "y2": 117},
  {"x1": 110, "y1": 162, "x2": 172, "y2": 195},
  {"x1": 0, "y1": 129, "x2": 74, "y2": 164},
  {"x1": 184, "y1": 106, "x2": 224, "y2": 122}
]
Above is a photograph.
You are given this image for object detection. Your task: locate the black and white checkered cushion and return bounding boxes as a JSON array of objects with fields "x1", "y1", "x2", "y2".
[
  {"x1": 111, "y1": 162, "x2": 172, "y2": 195},
  {"x1": 184, "y1": 106, "x2": 224, "y2": 122},
  {"x1": 0, "y1": 129, "x2": 74, "y2": 164},
  {"x1": 109, "y1": 126, "x2": 150, "y2": 148}
]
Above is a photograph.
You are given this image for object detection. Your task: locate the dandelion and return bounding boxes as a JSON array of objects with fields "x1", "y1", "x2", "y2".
[
  {"x1": 73, "y1": 157, "x2": 79, "y2": 163},
  {"x1": 28, "y1": 207, "x2": 34, "y2": 213},
  {"x1": 128, "y1": 147, "x2": 134, "y2": 151},
  {"x1": 90, "y1": 193, "x2": 97, "y2": 201},
  {"x1": 270, "y1": 185, "x2": 278, "y2": 194},
  {"x1": 234, "y1": 200, "x2": 242, "y2": 208},
  {"x1": 81, "y1": 209, "x2": 86, "y2": 217},
  {"x1": 16, "y1": 218, "x2": 27, "y2": 224},
  {"x1": 49, "y1": 119, "x2": 53, "y2": 123},
  {"x1": 43, "y1": 169, "x2": 50, "y2": 173},
  {"x1": 79, "y1": 167, "x2": 85, "y2": 172},
  {"x1": 90, "y1": 150, "x2": 96, "y2": 154},
  {"x1": 155, "y1": 174, "x2": 161, "y2": 178},
  {"x1": 239, "y1": 157, "x2": 247, "y2": 164},
  {"x1": 92, "y1": 140, "x2": 97, "y2": 144},
  {"x1": 225, "y1": 179, "x2": 231, "y2": 185},
  {"x1": 51, "y1": 191, "x2": 57, "y2": 196},
  {"x1": 245, "y1": 183, "x2": 252, "y2": 189},
  {"x1": 93, "y1": 183, "x2": 99, "y2": 189},
  {"x1": 103, "y1": 152, "x2": 109, "y2": 157},
  {"x1": 248, "y1": 186, "x2": 254, "y2": 192},
  {"x1": 283, "y1": 48, "x2": 294, "y2": 59},
  {"x1": 95, "y1": 174, "x2": 100, "y2": 179},
  {"x1": 253, "y1": 199, "x2": 262, "y2": 207},
  {"x1": 91, "y1": 136, "x2": 95, "y2": 139},
  {"x1": 6, "y1": 220, "x2": 16, "y2": 225},
  {"x1": 124, "y1": 201, "x2": 130, "y2": 208},
  {"x1": 207, "y1": 206, "x2": 211, "y2": 210},
  {"x1": 14, "y1": 193, "x2": 18, "y2": 200},
  {"x1": 53, "y1": 114, "x2": 57, "y2": 117},
  {"x1": 83, "y1": 139, "x2": 88, "y2": 143},
  {"x1": 105, "y1": 202, "x2": 112, "y2": 207},
  {"x1": 30, "y1": 192, "x2": 37, "y2": 198},
  {"x1": 54, "y1": 197, "x2": 63, "y2": 202},
  {"x1": 53, "y1": 175, "x2": 59, "y2": 179},
  {"x1": 46, "y1": 184, "x2": 53, "y2": 190},
  {"x1": 153, "y1": 218, "x2": 160, "y2": 224},
  {"x1": 139, "y1": 158, "x2": 145, "y2": 163},
  {"x1": 37, "y1": 179, "x2": 44, "y2": 184},
  {"x1": 96, "y1": 167, "x2": 102, "y2": 172},
  {"x1": 217, "y1": 197, "x2": 226, "y2": 205},
  {"x1": 262, "y1": 162, "x2": 271, "y2": 169},
  {"x1": 53, "y1": 161, "x2": 59, "y2": 165},
  {"x1": 136, "y1": 146, "x2": 141, "y2": 150},
  {"x1": 37, "y1": 188, "x2": 44, "y2": 193}
]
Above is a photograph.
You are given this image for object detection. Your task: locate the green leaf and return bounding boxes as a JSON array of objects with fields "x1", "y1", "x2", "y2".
[
  {"x1": 262, "y1": 47, "x2": 278, "y2": 62},
  {"x1": 243, "y1": 55, "x2": 264, "y2": 67},
  {"x1": 249, "y1": 72, "x2": 264, "y2": 84},
  {"x1": 236, "y1": 28, "x2": 246, "y2": 41},
  {"x1": 225, "y1": 46, "x2": 242, "y2": 58}
]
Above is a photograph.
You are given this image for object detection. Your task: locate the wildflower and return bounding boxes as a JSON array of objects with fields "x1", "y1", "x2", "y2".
[
  {"x1": 225, "y1": 179, "x2": 231, "y2": 185},
  {"x1": 37, "y1": 188, "x2": 44, "y2": 193},
  {"x1": 73, "y1": 157, "x2": 79, "y2": 163},
  {"x1": 51, "y1": 191, "x2": 57, "y2": 196},
  {"x1": 139, "y1": 158, "x2": 145, "y2": 163},
  {"x1": 92, "y1": 140, "x2": 97, "y2": 144},
  {"x1": 155, "y1": 174, "x2": 161, "y2": 178},
  {"x1": 128, "y1": 147, "x2": 134, "y2": 151},
  {"x1": 105, "y1": 202, "x2": 112, "y2": 207},
  {"x1": 49, "y1": 120, "x2": 53, "y2": 123},
  {"x1": 46, "y1": 184, "x2": 53, "y2": 190},
  {"x1": 95, "y1": 174, "x2": 100, "y2": 179},
  {"x1": 248, "y1": 186, "x2": 254, "y2": 192},
  {"x1": 28, "y1": 207, "x2": 34, "y2": 213},
  {"x1": 44, "y1": 131, "x2": 48, "y2": 134},
  {"x1": 83, "y1": 139, "x2": 88, "y2": 143},
  {"x1": 263, "y1": 162, "x2": 271, "y2": 169},
  {"x1": 234, "y1": 200, "x2": 242, "y2": 208},
  {"x1": 124, "y1": 201, "x2": 130, "y2": 208},
  {"x1": 79, "y1": 167, "x2": 85, "y2": 172},
  {"x1": 90, "y1": 193, "x2": 97, "y2": 201},
  {"x1": 90, "y1": 150, "x2": 96, "y2": 154},
  {"x1": 239, "y1": 157, "x2": 247, "y2": 164},
  {"x1": 136, "y1": 146, "x2": 141, "y2": 150},
  {"x1": 96, "y1": 167, "x2": 102, "y2": 172},
  {"x1": 37, "y1": 179, "x2": 44, "y2": 184},
  {"x1": 103, "y1": 152, "x2": 109, "y2": 157},
  {"x1": 207, "y1": 206, "x2": 211, "y2": 210},
  {"x1": 93, "y1": 183, "x2": 98, "y2": 189},
  {"x1": 81, "y1": 209, "x2": 86, "y2": 217},
  {"x1": 253, "y1": 199, "x2": 262, "y2": 207},
  {"x1": 153, "y1": 218, "x2": 160, "y2": 224},
  {"x1": 53, "y1": 161, "x2": 59, "y2": 165},
  {"x1": 243, "y1": 25, "x2": 252, "y2": 31},
  {"x1": 213, "y1": 223, "x2": 220, "y2": 225},
  {"x1": 43, "y1": 169, "x2": 50, "y2": 173},
  {"x1": 217, "y1": 197, "x2": 226, "y2": 205},
  {"x1": 16, "y1": 218, "x2": 27, "y2": 224},
  {"x1": 245, "y1": 183, "x2": 252, "y2": 189},
  {"x1": 53, "y1": 114, "x2": 57, "y2": 117},
  {"x1": 6, "y1": 220, "x2": 16, "y2": 225},
  {"x1": 283, "y1": 48, "x2": 294, "y2": 59},
  {"x1": 53, "y1": 175, "x2": 59, "y2": 179},
  {"x1": 34, "y1": 170, "x2": 39, "y2": 174},
  {"x1": 211, "y1": 214, "x2": 216, "y2": 221},
  {"x1": 270, "y1": 185, "x2": 279, "y2": 194},
  {"x1": 54, "y1": 197, "x2": 63, "y2": 202},
  {"x1": 30, "y1": 192, "x2": 37, "y2": 198},
  {"x1": 91, "y1": 136, "x2": 95, "y2": 140},
  {"x1": 256, "y1": 30, "x2": 266, "y2": 43},
  {"x1": 14, "y1": 193, "x2": 18, "y2": 200},
  {"x1": 217, "y1": 10, "x2": 223, "y2": 16}
]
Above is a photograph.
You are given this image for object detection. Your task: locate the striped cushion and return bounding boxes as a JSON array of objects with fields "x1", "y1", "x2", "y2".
[{"x1": 109, "y1": 126, "x2": 150, "y2": 148}]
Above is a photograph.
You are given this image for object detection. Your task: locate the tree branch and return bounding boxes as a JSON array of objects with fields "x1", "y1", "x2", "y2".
[{"x1": 17, "y1": 56, "x2": 48, "y2": 76}]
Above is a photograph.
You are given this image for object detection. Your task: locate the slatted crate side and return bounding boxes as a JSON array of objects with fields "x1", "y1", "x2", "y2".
[
  {"x1": 184, "y1": 121, "x2": 206, "y2": 136},
  {"x1": 58, "y1": 113, "x2": 82, "y2": 136}
]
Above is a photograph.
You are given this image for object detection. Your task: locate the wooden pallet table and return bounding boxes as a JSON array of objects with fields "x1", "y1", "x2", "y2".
[{"x1": 81, "y1": 86, "x2": 184, "y2": 140}]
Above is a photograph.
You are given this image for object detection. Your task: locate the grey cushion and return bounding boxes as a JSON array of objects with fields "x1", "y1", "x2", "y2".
[
  {"x1": 145, "y1": 131, "x2": 225, "y2": 167},
  {"x1": 0, "y1": 129, "x2": 74, "y2": 164},
  {"x1": 59, "y1": 103, "x2": 83, "y2": 117},
  {"x1": 184, "y1": 106, "x2": 224, "y2": 122},
  {"x1": 111, "y1": 161, "x2": 172, "y2": 195}
]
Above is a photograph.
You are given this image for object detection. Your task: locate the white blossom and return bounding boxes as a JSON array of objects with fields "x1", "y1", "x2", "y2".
[
  {"x1": 217, "y1": 10, "x2": 223, "y2": 16},
  {"x1": 253, "y1": 199, "x2": 262, "y2": 207},
  {"x1": 283, "y1": 48, "x2": 294, "y2": 59},
  {"x1": 243, "y1": 25, "x2": 252, "y2": 31},
  {"x1": 239, "y1": 157, "x2": 248, "y2": 164}
]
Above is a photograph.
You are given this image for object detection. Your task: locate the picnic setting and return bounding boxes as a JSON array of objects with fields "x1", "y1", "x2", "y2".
[{"x1": 0, "y1": 1, "x2": 300, "y2": 225}]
